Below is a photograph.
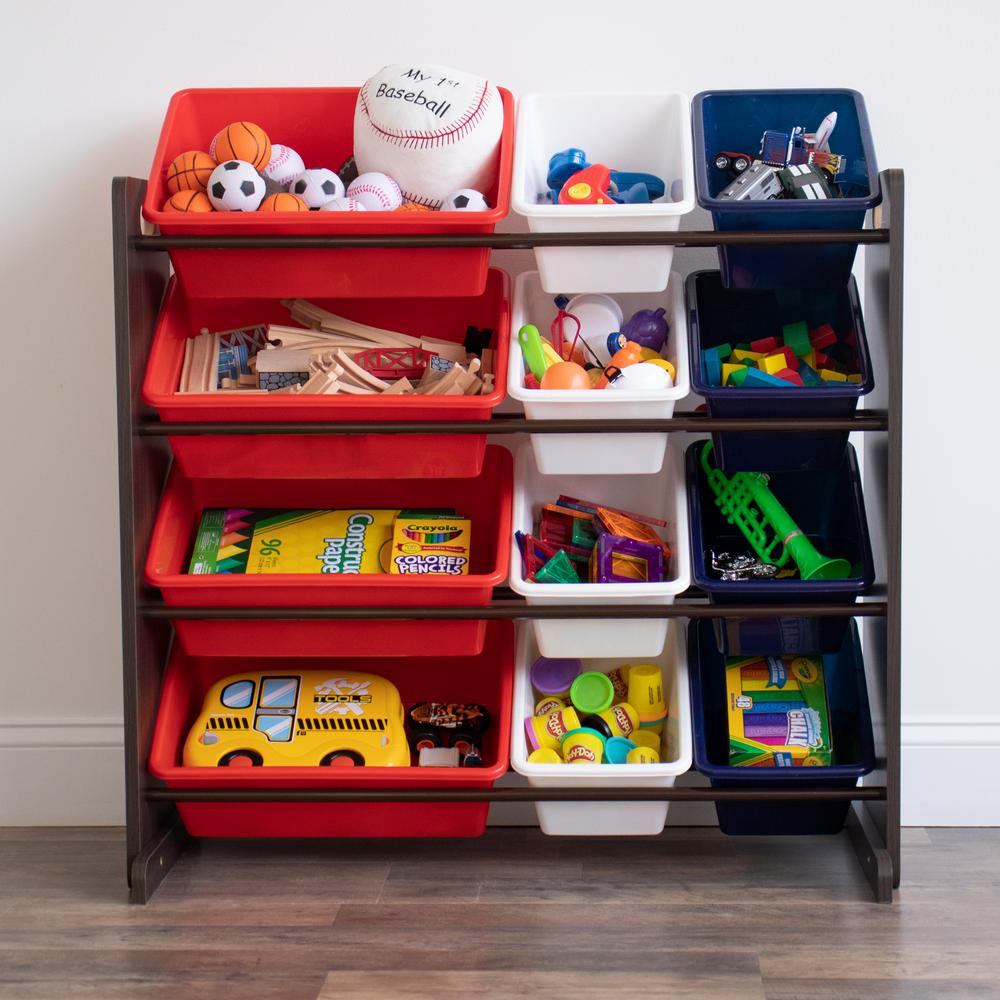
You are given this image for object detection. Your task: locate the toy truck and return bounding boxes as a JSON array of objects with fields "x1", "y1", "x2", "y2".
[{"x1": 759, "y1": 113, "x2": 842, "y2": 178}]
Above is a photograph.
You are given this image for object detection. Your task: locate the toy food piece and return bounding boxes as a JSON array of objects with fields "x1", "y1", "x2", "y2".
[
  {"x1": 207, "y1": 160, "x2": 266, "y2": 212},
  {"x1": 525, "y1": 706, "x2": 582, "y2": 752},
  {"x1": 725, "y1": 654, "x2": 833, "y2": 766},
  {"x1": 353, "y1": 63, "x2": 503, "y2": 210},
  {"x1": 527, "y1": 747, "x2": 562, "y2": 764},
  {"x1": 620, "y1": 307, "x2": 669, "y2": 352},
  {"x1": 560, "y1": 727, "x2": 606, "y2": 764},
  {"x1": 183, "y1": 671, "x2": 410, "y2": 767},
  {"x1": 320, "y1": 196, "x2": 367, "y2": 212},
  {"x1": 259, "y1": 192, "x2": 309, "y2": 212},
  {"x1": 291, "y1": 168, "x2": 346, "y2": 209},
  {"x1": 530, "y1": 656, "x2": 583, "y2": 699},
  {"x1": 210, "y1": 121, "x2": 271, "y2": 171},
  {"x1": 604, "y1": 736, "x2": 638, "y2": 764},
  {"x1": 346, "y1": 172, "x2": 403, "y2": 212},
  {"x1": 261, "y1": 144, "x2": 306, "y2": 187},
  {"x1": 628, "y1": 663, "x2": 666, "y2": 734},
  {"x1": 443, "y1": 188, "x2": 489, "y2": 211},
  {"x1": 166, "y1": 150, "x2": 217, "y2": 193},
  {"x1": 570, "y1": 672, "x2": 615, "y2": 715},
  {"x1": 163, "y1": 190, "x2": 213, "y2": 213},
  {"x1": 606, "y1": 362, "x2": 674, "y2": 391},
  {"x1": 541, "y1": 361, "x2": 590, "y2": 390}
]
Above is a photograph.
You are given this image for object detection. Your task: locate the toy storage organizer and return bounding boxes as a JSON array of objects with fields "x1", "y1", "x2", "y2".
[{"x1": 114, "y1": 168, "x2": 902, "y2": 904}]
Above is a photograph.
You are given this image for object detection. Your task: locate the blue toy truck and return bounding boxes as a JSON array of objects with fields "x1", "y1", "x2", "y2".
[{"x1": 760, "y1": 127, "x2": 812, "y2": 168}]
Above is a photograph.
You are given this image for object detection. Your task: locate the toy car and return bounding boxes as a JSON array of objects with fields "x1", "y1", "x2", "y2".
[
  {"x1": 713, "y1": 151, "x2": 754, "y2": 176},
  {"x1": 183, "y1": 671, "x2": 411, "y2": 768},
  {"x1": 407, "y1": 702, "x2": 490, "y2": 758}
]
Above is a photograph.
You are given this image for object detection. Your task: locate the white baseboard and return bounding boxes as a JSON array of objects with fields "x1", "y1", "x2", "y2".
[
  {"x1": 0, "y1": 718, "x2": 125, "y2": 825},
  {"x1": 900, "y1": 717, "x2": 1000, "y2": 826},
  {"x1": 1, "y1": 716, "x2": 997, "y2": 827}
]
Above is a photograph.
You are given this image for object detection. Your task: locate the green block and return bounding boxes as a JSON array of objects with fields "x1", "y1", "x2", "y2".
[
  {"x1": 535, "y1": 549, "x2": 580, "y2": 584},
  {"x1": 782, "y1": 321, "x2": 811, "y2": 357},
  {"x1": 729, "y1": 366, "x2": 751, "y2": 387}
]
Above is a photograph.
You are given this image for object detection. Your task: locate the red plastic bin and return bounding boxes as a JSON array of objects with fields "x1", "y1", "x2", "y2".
[
  {"x1": 145, "y1": 446, "x2": 512, "y2": 658},
  {"x1": 147, "y1": 621, "x2": 514, "y2": 838},
  {"x1": 143, "y1": 87, "x2": 514, "y2": 299},
  {"x1": 142, "y1": 270, "x2": 510, "y2": 480}
]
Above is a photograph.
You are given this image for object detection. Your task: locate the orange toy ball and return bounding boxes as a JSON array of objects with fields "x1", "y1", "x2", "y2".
[
  {"x1": 162, "y1": 190, "x2": 214, "y2": 213},
  {"x1": 396, "y1": 201, "x2": 432, "y2": 213},
  {"x1": 541, "y1": 361, "x2": 592, "y2": 390},
  {"x1": 165, "y1": 150, "x2": 217, "y2": 193},
  {"x1": 210, "y1": 122, "x2": 272, "y2": 171},
  {"x1": 259, "y1": 192, "x2": 309, "y2": 212}
]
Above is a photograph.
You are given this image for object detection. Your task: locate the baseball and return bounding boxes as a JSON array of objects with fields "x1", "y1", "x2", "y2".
[
  {"x1": 353, "y1": 63, "x2": 503, "y2": 209},
  {"x1": 319, "y1": 196, "x2": 368, "y2": 212},
  {"x1": 347, "y1": 172, "x2": 402, "y2": 212},
  {"x1": 263, "y1": 144, "x2": 306, "y2": 187}
]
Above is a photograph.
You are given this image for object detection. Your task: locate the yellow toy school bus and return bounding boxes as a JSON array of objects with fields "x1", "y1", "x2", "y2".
[{"x1": 183, "y1": 671, "x2": 411, "y2": 768}]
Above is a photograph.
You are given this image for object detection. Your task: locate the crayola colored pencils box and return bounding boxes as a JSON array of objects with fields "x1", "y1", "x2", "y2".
[
  {"x1": 725, "y1": 655, "x2": 833, "y2": 767},
  {"x1": 388, "y1": 512, "x2": 472, "y2": 576}
]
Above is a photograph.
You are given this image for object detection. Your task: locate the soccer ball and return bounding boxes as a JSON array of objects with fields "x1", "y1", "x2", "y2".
[
  {"x1": 442, "y1": 188, "x2": 489, "y2": 212},
  {"x1": 289, "y1": 168, "x2": 345, "y2": 209},
  {"x1": 207, "y1": 160, "x2": 266, "y2": 211}
]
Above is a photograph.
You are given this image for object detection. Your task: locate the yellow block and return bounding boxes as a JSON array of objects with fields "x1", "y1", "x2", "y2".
[
  {"x1": 803, "y1": 350, "x2": 817, "y2": 369},
  {"x1": 760, "y1": 354, "x2": 787, "y2": 375},
  {"x1": 819, "y1": 368, "x2": 848, "y2": 382},
  {"x1": 721, "y1": 363, "x2": 742, "y2": 386},
  {"x1": 733, "y1": 349, "x2": 764, "y2": 362},
  {"x1": 846, "y1": 373, "x2": 862, "y2": 384}
]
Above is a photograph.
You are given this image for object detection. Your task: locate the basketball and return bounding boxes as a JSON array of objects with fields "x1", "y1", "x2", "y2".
[
  {"x1": 165, "y1": 151, "x2": 217, "y2": 194},
  {"x1": 259, "y1": 192, "x2": 309, "y2": 212},
  {"x1": 210, "y1": 122, "x2": 272, "y2": 171},
  {"x1": 162, "y1": 190, "x2": 213, "y2": 213}
]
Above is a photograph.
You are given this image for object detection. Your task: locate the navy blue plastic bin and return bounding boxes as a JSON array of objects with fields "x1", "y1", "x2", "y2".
[
  {"x1": 686, "y1": 440, "x2": 874, "y2": 656},
  {"x1": 689, "y1": 618, "x2": 875, "y2": 835},
  {"x1": 687, "y1": 270, "x2": 874, "y2": 472},
  {"x1": 693, "y1": 89, "x2": 880, "y2": 289}
]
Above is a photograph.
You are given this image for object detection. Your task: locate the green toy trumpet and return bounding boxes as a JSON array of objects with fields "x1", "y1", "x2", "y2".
[{"x1": 700, "y1": 441, "x2": 851, "y2": 581}]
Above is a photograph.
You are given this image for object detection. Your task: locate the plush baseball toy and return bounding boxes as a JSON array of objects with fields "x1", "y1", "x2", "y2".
[{"x1": 353, "y1": 63, "x2": 503, "y2": 210}]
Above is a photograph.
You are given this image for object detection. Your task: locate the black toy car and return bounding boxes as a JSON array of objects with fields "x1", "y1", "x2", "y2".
[{"x1": 407, "y1": 702, "x2": 491, "y2": 760}]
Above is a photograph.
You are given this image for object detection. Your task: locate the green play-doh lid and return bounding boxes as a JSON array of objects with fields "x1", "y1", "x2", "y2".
[{"x1": 569, "y1": 671, "x2": 614, "y2": 715}]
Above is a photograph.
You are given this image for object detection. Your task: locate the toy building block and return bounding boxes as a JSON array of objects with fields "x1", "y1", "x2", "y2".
[
  {"x1": 535, "y1": 549, "x2": 581, "y2": 584},
  {"x1": 590, "y1": 533, "x2": 664, "y2": 584},
  {"x1": 759, "y1": 353, "x2": 789, "y2": 376},
  {"x1": 721, "y1": 363, "x2": 743, "y2": 386},
  {"x1": 773, "y1": 368, "x2": 805, "y2": 386},
  {"x1": 798, "y1": 362, "x2": 825, "y2": 387},
  {"x1": 782, "y1": 321, "x2": 812, "y2": 357},
  {"x1": 809, "y1": 324, "x2": 837, "y2": 350},
  {"x1": 729, "y1": 366, "x2": 751, "y2": 387},
  {"x1": 732, "y1": 348, "x2": 764, "y2": 363},
  {"x1": 819, "y1": 368, "x2": 848, "y2": 382},
  {"x1": 702, "y1": 348, "x2": 724, "y2": 386},
  {"x1": 743, "y1": 368, "x2": 794, "y2": 388},
  {"x1": 750, "y1": 336, "x2": 779, "y2": 354},
  {"x1": 846, "y1": 374, "x2": 863, "y2": 384}
]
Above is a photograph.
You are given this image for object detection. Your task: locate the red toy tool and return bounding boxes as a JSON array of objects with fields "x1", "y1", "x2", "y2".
[{"x1": 558, "y1": 164, "x2": 616, "y2": 205}]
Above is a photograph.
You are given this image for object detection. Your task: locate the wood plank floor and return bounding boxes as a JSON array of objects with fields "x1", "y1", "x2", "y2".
[{"x1": 0, "y1": 826, "x2": 997, "y2": 999}]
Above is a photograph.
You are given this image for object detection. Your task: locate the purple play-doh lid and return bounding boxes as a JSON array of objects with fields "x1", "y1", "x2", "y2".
[{"x1": 530, "y1": 656, "x2": 583, "y2": 697}]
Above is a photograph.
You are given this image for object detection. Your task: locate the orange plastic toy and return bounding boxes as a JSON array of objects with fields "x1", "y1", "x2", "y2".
[
  {"x1": 166, "y1": 150, "x2": 217, "y2": 194},
  {"x1": 596, "y1": 341, "x2": 643, "y2": 387},
  {"x1": 541, "y1": 361, "x2": 591, "y2": 390},
  {"x1": 210, "y1": 121, "x2": 272, "y2": 171}
]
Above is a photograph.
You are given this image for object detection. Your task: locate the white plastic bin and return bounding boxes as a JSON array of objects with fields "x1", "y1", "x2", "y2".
[
  {"x1": 508, "y1": 271, "x2": 689, "y2": 475},
  {"x1": 508, "y1": 441, "x2": 691, "y2": 659},
  {"x1": 510, "y1": 622, "x2": 692, "y2": 835},
  {"x1": 512, "y1": 92, "x2": 695, "y2": 293}
]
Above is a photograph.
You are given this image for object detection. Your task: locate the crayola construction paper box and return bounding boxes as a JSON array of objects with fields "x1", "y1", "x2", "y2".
[
  {"x1": 725, "y1": 655, "x2": 833, "y2": 767},
  {"x1": 188, "y1": 508, "x2": 469, "y2": 575}
]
